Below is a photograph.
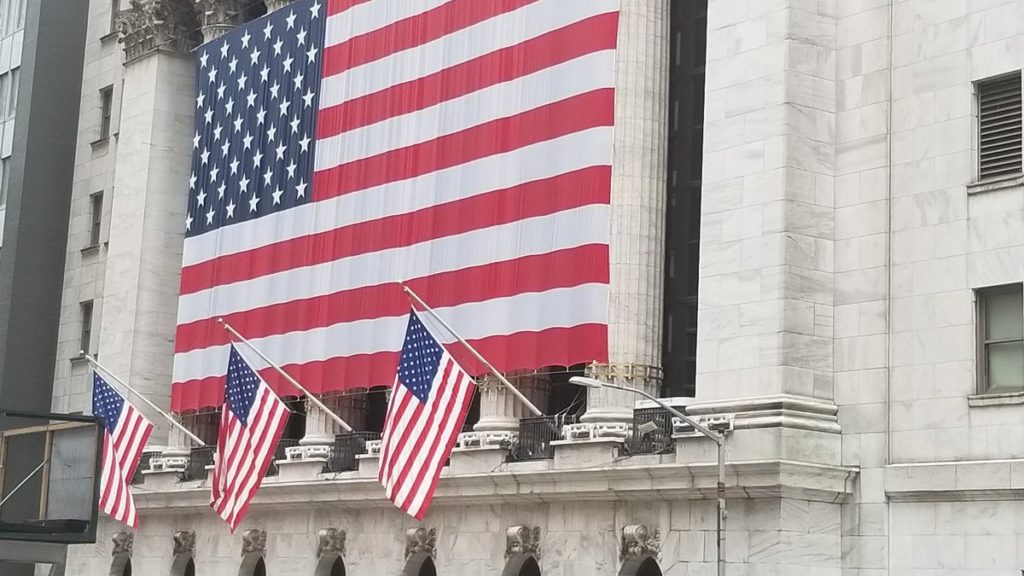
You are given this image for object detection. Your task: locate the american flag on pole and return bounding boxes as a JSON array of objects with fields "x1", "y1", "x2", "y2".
[
  {"x1": 91, "y1": 372, "x2": 154, "y2": 528},
  {"x1": 171, "y1": 0, "x2": 618, "y2": 411},
  {"x1": 379, "y1": 310, "x2": 476, "y2": 519},
  {"x1": 210, "y1": 346, "x2": 291, "y2": 531}
]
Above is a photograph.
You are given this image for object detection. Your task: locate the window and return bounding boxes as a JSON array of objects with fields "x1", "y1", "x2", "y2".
[
  {"x1": 89, "y1": 192, "x2": 103, "y2": 246},
  {"x1": 6, "y1": 68, "x2": 18, "y2": 119},
  {"x1": 978, "y1": 285, "x2": 1024, "y2": 393},
  {"x1": 109, "y1": 0, "x2": 119, "y2": 35},
  {"x1": 977, "y1": 72, "x2": 1023, "y2": 180},
  {"x1": 80, "y1": 300, "x2": 94, "y2": 354},
  {"x1": 99, "y1": 85, "x2": 113, "y2": 140},
  {"x1": 0, "y1": 157, "x2": 10, "y2": 208}
]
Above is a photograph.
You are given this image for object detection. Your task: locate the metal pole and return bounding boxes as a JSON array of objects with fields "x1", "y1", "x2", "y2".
[
  {"x1": 401, "y1": 284, "x2": 544, "y2": 417},
  {"x1": 220, "y1": 320, "x2": 354, "y2": 432},
  {"x1": 717, "y1": 441, "x2": 726, "y2": 576},
  {"x1": 84, "y1": 353, "x2": 206, "y2": 446},
  {"x1": 587, "y1": 380, "x2": 726, "y2": 575},
  {"x1": 0, "y1": 458, "x2": 48, "y2": 509}
]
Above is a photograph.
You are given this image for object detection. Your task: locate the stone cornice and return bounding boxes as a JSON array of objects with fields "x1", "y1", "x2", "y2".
[
  {"x1": 886, "y1": 459, "x2": 1024, "y2": 502},
  {"x1": 133, "y1": 459, "x2": 858, "y2": 511},
  {"x1": 117, "y1": 0, "x2": 200, "y2": 63},
  {"x1": 684, "y1": 394, "x2": 841, "y2": 434}
]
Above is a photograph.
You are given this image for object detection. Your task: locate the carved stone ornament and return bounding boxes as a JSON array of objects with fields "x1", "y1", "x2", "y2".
[
  {"x1": 117, "y1": 0, "x2": 200, "y2": 61},
  {"x1": 195, "y1": 0, "x2": 242, "y2": 41},
  {"x1": 112, "y1": 532, "x2": 134, "y2": 557},
  {"x1": 620, "y1": 524, "x2": 660, "y2": 561},
  {"x1": 241, "y1": 529, "x2": 267, "y2": 557},
  {"x1": 505, "y1": 526, "x2": 541, "y2": 559},
  {"x1": 173, "y1": 530, "x2": 196, "y2": 556},
  {"x1": 404, "y1": 527, "x2": 437, "y2": 560},
  {"x1": 317, "y1": 528, "x2": 346, "y2": 559}
]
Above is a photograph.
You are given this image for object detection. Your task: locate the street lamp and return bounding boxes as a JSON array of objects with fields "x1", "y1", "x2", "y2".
[{"x1": 569, "y1": 376, "x2": 727, "y2": 576}]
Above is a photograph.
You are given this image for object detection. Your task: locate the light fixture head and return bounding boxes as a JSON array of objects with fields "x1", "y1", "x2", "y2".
[{"x1": 569, "y1": 376, "x2": 605, "y2": 389}]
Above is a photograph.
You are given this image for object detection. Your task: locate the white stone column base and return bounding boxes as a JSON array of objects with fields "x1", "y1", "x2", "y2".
[
  {"x1": 141, "y1": 468, "x2": 184, "y2": 491},
  {"x1": 449, "y1": 446, "x2": 509, "y2": 474},
  {"x1": 355, "y1": 454, "x2": 379, "y2": 479},
  {"x1": 456, "y1": 430, "x2": 517, "y2": 449},
  {"x1": 562, "y1": 422, "x2": 630, "y2": 441},
  {"x1": 551, "y1": 438, "x2": 623, "y2": 469}
]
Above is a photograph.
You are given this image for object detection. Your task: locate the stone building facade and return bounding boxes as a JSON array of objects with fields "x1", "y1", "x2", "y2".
[{"x1": 34, "y1": 0, "x2": 1024, "y2": 575}]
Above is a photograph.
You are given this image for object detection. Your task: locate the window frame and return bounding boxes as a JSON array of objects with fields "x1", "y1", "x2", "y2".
[
  {"x1": 99, "y1": 85, "x2": 113, "y2": 141},
  {"x1": 89, "y1": 191, "x2": 103, "y2": 247},
  {"x1": 975, "y1": 71, "x2": 1023, "y2": 182},
  {"x1": 80, "y1": 300, "x2": 94, "y2": 355},
  {"x1": 977, "y1": 283, "x2": 1024, "y2": 394}
]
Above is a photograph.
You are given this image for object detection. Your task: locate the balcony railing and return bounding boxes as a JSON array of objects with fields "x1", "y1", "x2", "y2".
[
  {"x1": 265, "y1": 439, "x2": 301, "y2": 477},
  {"x1": 324, "y1": 432, "x2": 381, "y2": 473},
  {"x1": 508, "y1": 415, "x2": 577, "y2": 462},
  {"x1": 626, "y1": 407, "x2": 675, "y2": 455},
  {"x1": 130, "y1": 451, "x2": 161, "y2": 485},
  {"x1": 182, "y1": 445, "x2": 215, "y2": 481}
]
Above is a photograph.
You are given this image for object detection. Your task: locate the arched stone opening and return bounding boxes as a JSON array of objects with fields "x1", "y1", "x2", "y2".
[
  {"x1": 502, "y1": 554, "x2": 541, "y2": 576},
  {"x1": 239, "y1": 555, "x2": 267, "y2": 576},
  {"x1": 618, "y1": 556, "x2": 662, "y2": 576},
  {"x1": 171, "y1": 555, "x2": 196, "y2": 576},
  {"x1": 402, "y1": 553, "x2": 437, "y2": 576},
  {"x1": 313, "y1": 555, "x2": 345, "y2": 576}
]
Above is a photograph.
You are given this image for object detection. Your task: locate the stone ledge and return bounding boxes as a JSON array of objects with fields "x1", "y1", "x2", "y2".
[
  {"x1": 133, "y1": 459, "x2": 858, "y2": 511},
  {"x1": 684, "y1": 394, "x2": 841, "y2": 434},
  {"x1": 966, "y1": 173, "x2": 1023, "y2": 194},
  {"x1": 967, "y1": 391, "x2": 1024, "y2": 407},
  {"x1": 886, "y1": 459, "x2": 1024, "y2": 502}
]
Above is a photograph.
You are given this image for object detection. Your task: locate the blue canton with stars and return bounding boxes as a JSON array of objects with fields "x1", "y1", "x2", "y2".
[
  {"x1": 186, "y1": 0, "x2": 324, "y2": 237},
  {"x1": 396, "y1": 311, "x2": 445, "y2": 404},
  {"x1": 225, "y1": 346, "x2": 264, "y2": 425},
  {"x1": 92, "y1": 372, "x2": 127, "y2": 434}
]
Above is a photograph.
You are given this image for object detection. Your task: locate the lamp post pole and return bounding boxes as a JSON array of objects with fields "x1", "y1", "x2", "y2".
[{"x1": 570, "y1": 377, "x2": 727, "y2": 576}]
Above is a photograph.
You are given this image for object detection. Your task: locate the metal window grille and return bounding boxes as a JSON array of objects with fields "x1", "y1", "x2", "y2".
[
  {"x1": 182, "y1": 445, "x2": 215, "y2": 481},
  {"x1": 978, "y1": 72, "x2": 1023, "y2": 180},
  {"x1": 324, "y1": 431, "x2": 381, "y2": 473},
  {"x1": 627, "y1": 407, "x2": 675, "y2": 455},
  {"x1": 508, "y1": 415, "x2": 577, "y2": 462}
]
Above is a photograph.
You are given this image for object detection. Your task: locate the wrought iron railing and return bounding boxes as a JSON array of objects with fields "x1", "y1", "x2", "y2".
[
  {"x1": 182, "y1": 446, "x2": 215, "y2": 481},
  {"x1": 324, "y1": 431, "x2": 381, "y2": 473},
  {"x1": 507, "y1": 415, "x2": 577, "y2": 462},
  {"x1": 627, "y1": 407, "x2": 675, "y2": 455},
  {"x1": 265, "y1": 439, "x2": 301, "y2": 477},
  {"x1": 130, "y1": 451, "x2": 161, "y2": 485}
]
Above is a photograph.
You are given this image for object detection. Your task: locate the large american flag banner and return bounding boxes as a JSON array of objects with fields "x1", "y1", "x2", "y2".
[
  {"x1": 210, "y1": 346, "x2": 291, "y2": 531},
  {"x1": 172, "y1": 0, "x2": 618, "y2": 411},
  {"x1": 379, "y1": 311, "x2": 476, "y2": 519},
  {"x1": 92, "y1": 372, "x2": 154, "y2": 527}
]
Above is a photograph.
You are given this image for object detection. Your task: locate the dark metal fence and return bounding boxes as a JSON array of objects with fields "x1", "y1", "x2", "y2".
[
  {"x1": 130, "y1": 451, "x2": 161, "y2": 485},
  {"x1": 324, "y1": 431, "x2": 381, "y2": 473},
  {"x1": 627, "y1": 407, "x2": 675, "y2": 455},
  {"x1": 182, "y1": 445, "x2": 215, "y2": 481},
  {"x1": 508, "y1": 415, "x2": 577, "y2": 461},
  {"x1": 265, "y1": 439, "x2": 301, "y2": 477}
]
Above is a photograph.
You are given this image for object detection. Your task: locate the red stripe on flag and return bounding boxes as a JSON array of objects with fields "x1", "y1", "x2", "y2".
[
  {"x1": 323, "y1": 0, "x2": 539, "y2": 76},
  {"x1": 175, "y1": 245, "x2": 610, "y2": 353},
  {"x1": 326, "y1": 0, "x2": 371, "y2": 17},
  {"x1": 171, "y1": 323, "x2": 608, "y2": 411},
  {"x1": 317, "y1": 13, "x2": 618, "y2": 138},
  {"x1": 179, "y1": 167, "x2": 609, "y2": 295},
  {"x1": 313, "y1": 89, "x2": 614, "y2": 201}
]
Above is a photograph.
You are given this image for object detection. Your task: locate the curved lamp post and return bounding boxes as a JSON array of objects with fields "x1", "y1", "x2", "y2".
[{"x1": 569, "y1": 376, "x2": 727, "y2": 576}]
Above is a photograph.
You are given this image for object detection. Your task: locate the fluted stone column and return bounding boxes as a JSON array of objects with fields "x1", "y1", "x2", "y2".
[
  {"x1": 579, "y1": 0, "x2": 669, "y2": 429},
  {"x1": 264, "y1": 0, "x2": 293, "y2": 12},
  {"x1": 195, "y1": 0, "x2": 242, "y2": 42},
  {"x1": 299, "y1": 392, "x2": 367, "y2": 455},
  {"x1": 471, "y1": 372, "x2": 550, "y2": 442},
  {"x1": 111, "y1": 0, "x2": 199, "y2": 466}
]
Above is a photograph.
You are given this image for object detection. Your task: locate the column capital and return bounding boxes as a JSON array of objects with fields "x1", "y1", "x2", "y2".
[
  {"x1": 264, "y1": 0, "x2": 294, "y2": 12},
  {"x1": 195, "y1": 0, "x2": 243, "y2": 42},
  {"x1": 117, "y1": 0, "x2": 200, "y2": 63}
]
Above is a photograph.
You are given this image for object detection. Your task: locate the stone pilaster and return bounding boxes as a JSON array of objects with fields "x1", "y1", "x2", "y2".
[
  {"x1": 117, "y1": 0, "x2": 199, "y2": 62},
  {"x1": 195, "y1": 0, "x2": 242, "y2": 42},
  {"x1": 579, "y1": 0, "x2": 670, "y2": 428}
]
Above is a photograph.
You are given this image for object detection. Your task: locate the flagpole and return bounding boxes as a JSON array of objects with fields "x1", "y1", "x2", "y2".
[
  {"x1": 83, "y1": 353, "x2": 206, "y2": 447},
  {"x1": 218, "y1": 319, "x2": 354, "y2": 433},
  {"x1": 401, "y1": 285, "x2": 544, "y2": 417}
]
